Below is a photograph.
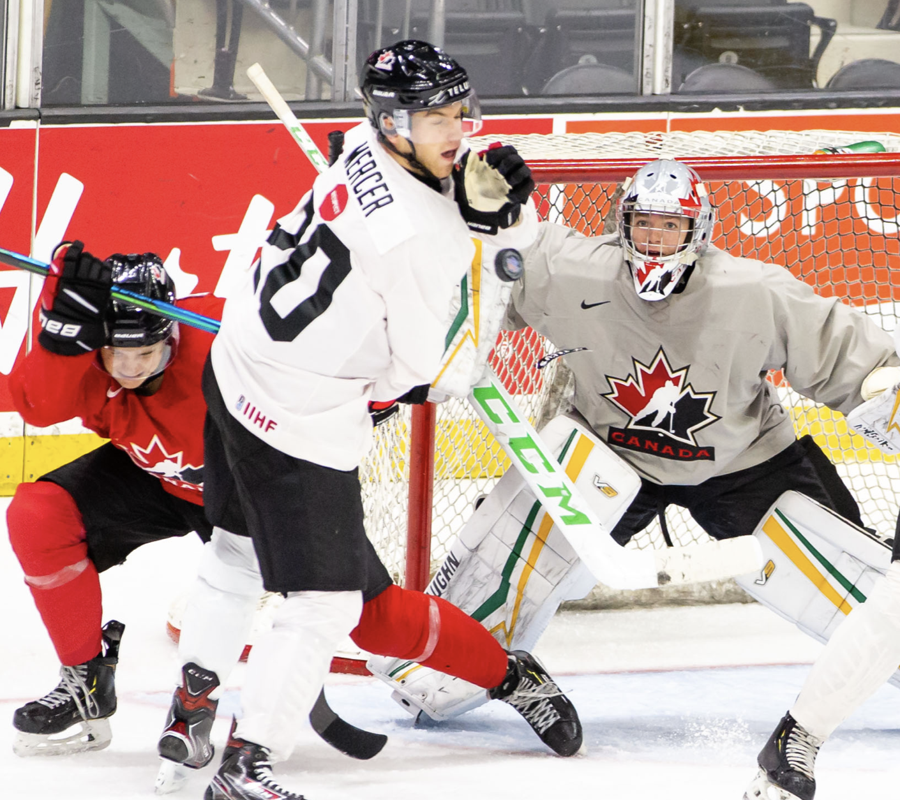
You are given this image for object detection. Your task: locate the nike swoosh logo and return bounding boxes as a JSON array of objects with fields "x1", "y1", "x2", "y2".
[
  {"x1": 107, "y1": 386, "x2": 123, "y2": 399},
  {"x1": 581, "y1": 300, "x2": 610, "y2": 310}
]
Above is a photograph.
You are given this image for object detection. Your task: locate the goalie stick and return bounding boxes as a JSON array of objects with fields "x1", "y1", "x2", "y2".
[{"x1": 246, "y1": 62, "x2": 763, "y2": 590}]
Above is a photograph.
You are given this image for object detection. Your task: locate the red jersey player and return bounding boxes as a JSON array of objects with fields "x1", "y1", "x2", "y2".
[
  {"x1": 7, "y1": 241, "x2": 582, "y2": 765},
  {"x1": 8, "y1": 241, "x2": 218, "y2": 755}
]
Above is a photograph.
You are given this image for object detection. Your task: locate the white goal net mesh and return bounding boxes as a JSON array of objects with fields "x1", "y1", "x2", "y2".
[{"x1": 361, "y1": 130, "x2": 900, "y2": 589}]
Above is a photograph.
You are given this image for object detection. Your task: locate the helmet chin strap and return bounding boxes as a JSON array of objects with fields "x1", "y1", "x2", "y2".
[{"x1": 379, "y1": 132, "x2": 443, "y2": 191}]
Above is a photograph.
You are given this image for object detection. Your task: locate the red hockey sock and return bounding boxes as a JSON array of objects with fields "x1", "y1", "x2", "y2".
[
  {"x1": 350, "y1": 584, "x2": 508, "y2": 689},
  {"x1": 7, "y1": 481, "x2": 103, "y2": 665}
]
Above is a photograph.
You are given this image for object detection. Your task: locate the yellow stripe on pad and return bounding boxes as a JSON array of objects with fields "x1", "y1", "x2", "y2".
[{"x1": 762, "y1": 515, "x2": 853, "y2": 616}]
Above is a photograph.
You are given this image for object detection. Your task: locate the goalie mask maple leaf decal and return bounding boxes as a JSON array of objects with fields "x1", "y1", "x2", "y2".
[{"x1": 602, "y1": 348, "x2": 720, "y2": 461}]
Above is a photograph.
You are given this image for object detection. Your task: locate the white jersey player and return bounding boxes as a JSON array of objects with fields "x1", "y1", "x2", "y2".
[{"x1": 180, "y1": 40, "x2": 561, "y2": 800}]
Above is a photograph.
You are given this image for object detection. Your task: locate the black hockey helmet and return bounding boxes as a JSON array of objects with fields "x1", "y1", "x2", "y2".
[
  {"x1": 104, "y1": 253, "x2": 177, "y2": 348},
  {"x1": 361, "y1": 40, "x2": 481, "y2": 140}
]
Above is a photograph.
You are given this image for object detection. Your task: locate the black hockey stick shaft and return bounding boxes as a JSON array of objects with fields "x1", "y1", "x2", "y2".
[{"x1": 309, "y1": 688, "x2": 387, "y2": 759}]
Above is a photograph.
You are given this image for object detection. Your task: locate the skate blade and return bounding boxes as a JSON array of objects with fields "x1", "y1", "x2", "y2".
[
  {"x1": 12, "y1": 717, "x2": 111, "y2": 757},
  {"x1": 743, "y1": 769, "x2": 804, "y2": 800},
  {"x1": 155, "y1": 759, "x2": 191, "y2": 795}
]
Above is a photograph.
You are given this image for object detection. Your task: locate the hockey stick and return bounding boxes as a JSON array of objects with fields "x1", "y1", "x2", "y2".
[
  {"x1": 468, "y1": 375, "x2": 763, "y2": 588},
  {"x1": 309, "y1": 688, "x2": 387, "y2": 759},
  {"x1": 0, "y1": 247, "x2": 220, "y2": 334},
  {"x1": 246, "y1": 63, "x2": 330, "y2": 173}
]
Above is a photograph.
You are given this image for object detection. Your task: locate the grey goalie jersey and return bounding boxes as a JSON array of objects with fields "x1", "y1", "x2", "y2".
[{"x1": 509, "y1": 222, "x2": 899, "y2": 485}]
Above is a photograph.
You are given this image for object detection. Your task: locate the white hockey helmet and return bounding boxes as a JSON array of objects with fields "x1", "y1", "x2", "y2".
[{"x1": 616, "y1": 159, "x2": 715, "y2": 301}]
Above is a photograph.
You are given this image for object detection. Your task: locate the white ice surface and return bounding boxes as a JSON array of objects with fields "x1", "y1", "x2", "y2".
[{"x1": 2, "y1": 497, "x2": 900, "y2": 800}]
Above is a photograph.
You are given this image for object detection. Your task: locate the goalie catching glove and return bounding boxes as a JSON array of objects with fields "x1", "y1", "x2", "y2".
[
  {"x1": 38, "y1": 241, "x2": 113, "y2": 356},
  {"x1": 454, "y1": 144, "x2": 535, "y2": 236},
  {"x1": 846, "y1": 366, "x2": 900, "y2": 454}
]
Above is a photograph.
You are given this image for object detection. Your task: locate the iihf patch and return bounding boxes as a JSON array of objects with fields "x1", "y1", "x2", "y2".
[{"x1": 319, "y1": 185, "x2": 348, "y2": 221}]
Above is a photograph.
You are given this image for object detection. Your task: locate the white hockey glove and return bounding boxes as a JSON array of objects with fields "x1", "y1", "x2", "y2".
[
  {"x1": 453, "y1": 144, "x2": 535, "y2": 235},
  {"x1": 846, "y1": 366, "x2": 900, "y2": 454}
]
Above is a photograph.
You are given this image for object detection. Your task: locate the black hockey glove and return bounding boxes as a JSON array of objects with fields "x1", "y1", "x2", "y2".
[
  {"x1": 369, "y1": 400, "x2": 399, "y2": 427},
  {"x1": 397, "y1": 384, "x2": 430, "y2": 405},
  {"x1": 38, "y1": 241, "x2": 113, "y2": 356},
  {"x1": 368, "y1": 384, "x2": 431, "y2": 426},
  {"x1": 453, "y1": 145, "x2": 535, "y2": 236}
]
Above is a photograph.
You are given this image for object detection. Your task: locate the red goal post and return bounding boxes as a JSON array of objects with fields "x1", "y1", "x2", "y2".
[{"x1": 361, "y1": 130, "x2": 900, "y2": 593}]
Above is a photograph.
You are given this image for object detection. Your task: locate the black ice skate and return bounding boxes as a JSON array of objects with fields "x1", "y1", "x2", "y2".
[
  {"x1": 205, "y1": 729, "x2": 306, "y2": 800},
  {"x1": 155, "y1": 662, "x2": 221, "y2": 794},
  {"x1": 744, "y1": 712, "x2": 822, "y2": 800},
  {"x1": 159, "y1": 662, "x2": 220, "y2": 767},
  {"x1": 12, "y1": 620, "x2": 124, "y2": 757},
  {"x1": 489, "y1": 650, "x2": 583, "y2": 757}
]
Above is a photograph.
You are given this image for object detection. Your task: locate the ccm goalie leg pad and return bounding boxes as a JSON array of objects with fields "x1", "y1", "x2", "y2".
[
  {"x1": 367, "y1": 414, "x2": 640, "y2": 720},
  {"x1": 735, "y1": 490, "x2": 899, "y2": 686}
]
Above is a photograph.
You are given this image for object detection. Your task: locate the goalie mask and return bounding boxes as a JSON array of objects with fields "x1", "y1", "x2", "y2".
[
  {"x1": 361, "y1": 40, "x2": 482, "y2": 148},
  {"x1": 616, "y1": 159, "x2": 715, "y2": 301},
  {"x1": 101, "y1": 253, "x2": 178, "y2": 386}
]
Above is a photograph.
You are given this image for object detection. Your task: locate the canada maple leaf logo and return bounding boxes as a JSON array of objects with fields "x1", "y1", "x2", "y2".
[
  {"x1": 603, "y1": 348, "x2": 719, "y2": 447},
  {"x1": 124, "y1": 434, "x2": 204, "y2": 490}
]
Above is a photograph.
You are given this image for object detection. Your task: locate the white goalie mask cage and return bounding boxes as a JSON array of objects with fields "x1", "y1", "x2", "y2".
[{"x1": 616, "y1": 159, "x2": 716, "y2": 301}]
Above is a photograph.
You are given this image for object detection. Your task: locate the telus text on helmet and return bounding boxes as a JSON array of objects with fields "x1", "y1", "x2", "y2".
[
  {"x1": 344, "y1": 143, "x2": 394, "y2": 217},
  {"x1": 427, "y1": 81, "x2": 470, "y2": 106}
]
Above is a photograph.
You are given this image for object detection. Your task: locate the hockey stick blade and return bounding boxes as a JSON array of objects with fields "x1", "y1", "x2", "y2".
[{"x1": 309, "y1": 688, "x2": 387, "y2": 759}]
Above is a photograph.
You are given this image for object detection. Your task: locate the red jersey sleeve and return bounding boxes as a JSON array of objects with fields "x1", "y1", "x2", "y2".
[{"x1": 8, "y1": 344, "x2": 98, "y2": 428}]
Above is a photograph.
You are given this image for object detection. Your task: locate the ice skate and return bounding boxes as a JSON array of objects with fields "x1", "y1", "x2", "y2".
[
  {"x1": 744, "y1": 712, "x2": 822, "y2": 800},
  {"x1": 489, "y1": 650, "x2": 583, "y2": 757},
  {"x1": 12, "y1": 620, "x2": 124, "y2": 757},
  {"x1": 205, "y1": 729, "x2": 306, "y2": 800},
  {"x1": 156, "y1": 662, "x2": 220, "y2": 794}
]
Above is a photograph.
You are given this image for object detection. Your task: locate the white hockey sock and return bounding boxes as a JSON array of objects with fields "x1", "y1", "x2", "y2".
[
  {"x1": 177, "y1": 528, "x2": 264, "y2": 693},
  {"x1": 791, "y1": 560, "x2": 900, "y2": 740},
  {"x1": 235, "y1": 589, "x2": 363, "y2": 762}
]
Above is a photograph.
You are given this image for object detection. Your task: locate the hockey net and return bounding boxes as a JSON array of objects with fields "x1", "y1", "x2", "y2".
[{"x1": 360, "y1": 129, "x2": 900, "y2": 599}]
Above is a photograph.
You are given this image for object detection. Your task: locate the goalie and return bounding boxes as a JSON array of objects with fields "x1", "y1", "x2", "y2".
[{"x1": 371, "y1": 159, "x2": 900, "y2": 748}]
